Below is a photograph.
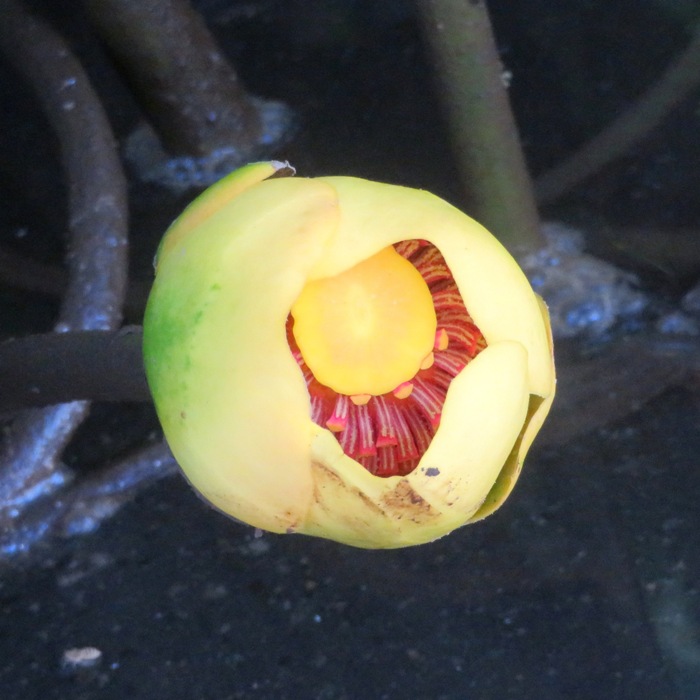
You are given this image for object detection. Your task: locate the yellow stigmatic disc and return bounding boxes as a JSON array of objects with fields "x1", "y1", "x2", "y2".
[{"x1": 291, "y1": 246, "x2": 437, "y2": 396}]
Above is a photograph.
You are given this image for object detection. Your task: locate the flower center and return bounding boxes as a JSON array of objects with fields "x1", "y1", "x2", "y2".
[
  {"x1": 288, "y1": 240, "x2": 486, "y2": 477},
  {"x1": 291, "y1": 246, "x2": 436, "y2": 396}
]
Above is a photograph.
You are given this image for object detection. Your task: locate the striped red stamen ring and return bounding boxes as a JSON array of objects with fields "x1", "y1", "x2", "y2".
[{"x1": 286, "y1": 240, "x2": 486, "y2": 477}]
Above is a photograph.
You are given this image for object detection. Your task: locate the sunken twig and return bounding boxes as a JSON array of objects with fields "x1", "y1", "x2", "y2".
[{"x1": 0, "y1": 0, "x2": 128, "y2": 527}]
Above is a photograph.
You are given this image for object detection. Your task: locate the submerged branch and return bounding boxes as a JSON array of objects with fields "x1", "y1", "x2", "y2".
[
  {"x1": 0, "y1": 244, "x2": 150, "y2": 319},
  {"x1": 0, "y1": 0, "x2": 128, "y2": 524},
  {"x1": 84, "y1": 0, "x2": 262, "y2": 157},
  {"x1": 0, "y1": 441, "x2": 178, "y2": 557},
  {"x1": 0, "y1": 329, "x2": 149, "y2": 413}
]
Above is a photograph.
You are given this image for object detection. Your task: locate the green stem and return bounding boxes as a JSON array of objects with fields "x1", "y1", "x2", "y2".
[{"x1": 416, "y1": 0, "x2": 543, "y2": 257}]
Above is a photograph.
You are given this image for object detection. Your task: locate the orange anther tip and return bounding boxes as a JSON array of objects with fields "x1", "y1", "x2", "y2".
[
  {"x1": 392, "y1": 381, "x2": 414, "y2": 400},
  {"x1": 350, "y1": 394, "x2": 372, "y2": 406},
  {"x1": 434, "y1": 328, "x2": 449, "y2": 351},
  {"x1": 326, "y1": 418, "x2": 346, "y2": 433},
  {"x1": 420, "y1": 352, "x2": 434, "y2": 370}
]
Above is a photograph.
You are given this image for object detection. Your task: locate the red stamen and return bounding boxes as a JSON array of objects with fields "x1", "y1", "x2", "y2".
[
  {"x1": 326, "y1": 394, "x2": 349, "y2": 432},
  {"x1": 373, "y1": 396, "x2": 398, "y2": 448},
  {"x1": 432, "y1": 289, "x2": 465, "y2": 313},
  {"x1": 394, "y1": 239, "x2": 424, "y2": 259},
  {"x1": 441, "y1": 320, "x2": 483, "y2": 350},
  {"x1": 371, "y1": 446, "x2": 399, "y2": 477},
  {"x1": 310, "y1": 393, "x2": 326, "y2": 426},
  {"x1": 339, "y1": 403, "x2": 376, "y2": 457},
  {"x1": 411, "y1": 246, "x2": 453, "y2": 285},
  {"x1": 372, "y1": 396, "x2": 419, "y2": 461},
  {"x1": 411, "y1": 377, "x2": 445, "y2": 428},
  {"x1": 430, "y1": 367, "x2": 456, "y2": 391},
  {"x1": 433, "y1": 348, "x2": 467, "y2": 376},
  {"x1": 402, "y1": 409, "x2": 434, "y2": 458}
]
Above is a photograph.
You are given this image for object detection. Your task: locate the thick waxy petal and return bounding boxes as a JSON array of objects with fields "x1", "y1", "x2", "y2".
[
  {"x1": 155, "y1": 161, "x2": 293, "y2": 265},
  {"x1": 316, "y1": 177, "x2": 553, "y2": 398},
  {"x1": 144, "y1": 176, "x2": 340, "y2": 532},
  {"x1": 301, "y1": 342, "x2": 530, "y2": 547},
  {"x1": 468, "y1": 297, "x2": 556, "y2": 521}
]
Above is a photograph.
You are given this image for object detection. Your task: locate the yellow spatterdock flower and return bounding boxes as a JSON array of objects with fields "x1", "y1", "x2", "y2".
[{"x1": 143, "y1": 161, "x2": 555, "y2": 548}]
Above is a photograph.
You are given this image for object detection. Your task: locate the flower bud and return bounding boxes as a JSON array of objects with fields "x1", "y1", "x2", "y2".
[{"x1": 143, "y1": 162, "x2": 555, "y2": 548}]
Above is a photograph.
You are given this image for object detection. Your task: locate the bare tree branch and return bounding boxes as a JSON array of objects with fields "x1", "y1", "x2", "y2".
[
  {"x1": 0, "y1": 0, "x2": 129, "y2": 525},
  {"x1": 0, "y1": 441, "x2": 177, "y2": 556},
  {"x1": 84, "y1": 0, "x2": 263, "y2": 157},
  {"x1": 0, "y1": 244, "x2": 150, "y2": 319},
  {"x1": 0, "y1": 328, "x2": 149, "y2": 413}
]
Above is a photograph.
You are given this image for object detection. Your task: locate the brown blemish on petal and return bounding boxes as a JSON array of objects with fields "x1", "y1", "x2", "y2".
[
  {"x1": 382, "y1": 480, "x2": 435, "y2": 523},
  {"x1": 311, "y1": 461, "x2": 387, "y2": 520},
  {"x1": 307, "y1": 460, "x2": 443, "y2": 541}
]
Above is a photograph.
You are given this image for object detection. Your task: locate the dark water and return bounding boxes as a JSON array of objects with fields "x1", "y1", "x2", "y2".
[{"x1": 1, "y1": 1, "x2": 700, "y2": 698}]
